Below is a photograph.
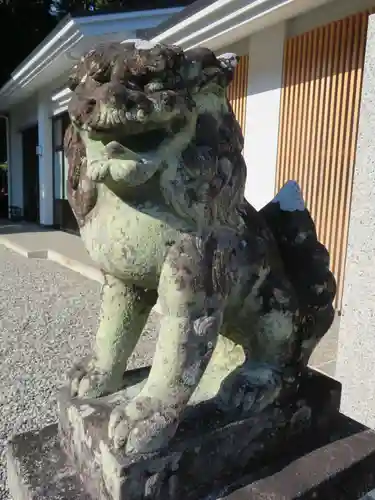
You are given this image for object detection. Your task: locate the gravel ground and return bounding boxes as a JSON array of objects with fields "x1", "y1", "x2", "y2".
[{"x1": 0, "y1": 246, "x2": 156, "y2": 499}]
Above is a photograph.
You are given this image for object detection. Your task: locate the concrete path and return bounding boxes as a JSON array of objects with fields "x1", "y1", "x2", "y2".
[{"x1": 0, "y1": 220, "x2": 103, "y2": 284}]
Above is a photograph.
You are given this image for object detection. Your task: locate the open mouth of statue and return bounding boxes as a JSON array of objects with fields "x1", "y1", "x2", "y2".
[
  {"x1": 119, "y1": 128, "x2": 169, "y2": 153},
  {"x1": 90, "y1": 126, "x2": 169, "y2": 154}
]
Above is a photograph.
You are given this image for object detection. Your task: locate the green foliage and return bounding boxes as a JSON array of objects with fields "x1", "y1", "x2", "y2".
[{"x1": 0, "y1": 163, "x2": 7, "y2": 170}]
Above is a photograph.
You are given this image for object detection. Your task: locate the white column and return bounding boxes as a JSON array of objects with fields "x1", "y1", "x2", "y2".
[
  {"x1": 37, "y1": 94, "x2": 54, "y2": 226},
  {"x1": 243, "y1": 22, "x2": 286, "y2": 210}
]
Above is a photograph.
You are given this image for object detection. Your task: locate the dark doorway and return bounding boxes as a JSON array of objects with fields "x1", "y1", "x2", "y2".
[
  {"x1": 22, "y1": 125, "x2": 39, "y2": 223},
  {"x1": 52, "y1": 112, "x2": 79, "y2": 234}
]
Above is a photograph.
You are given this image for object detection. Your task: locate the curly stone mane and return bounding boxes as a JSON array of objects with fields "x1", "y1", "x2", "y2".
[{"x1": 64, "y1": 40, "x2": 247, "y2": 229}]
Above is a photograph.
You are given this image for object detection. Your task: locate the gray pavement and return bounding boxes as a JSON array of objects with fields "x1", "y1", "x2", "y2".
[{"x1": 0, "y1": 245, "x2": 156, "y2": 500}]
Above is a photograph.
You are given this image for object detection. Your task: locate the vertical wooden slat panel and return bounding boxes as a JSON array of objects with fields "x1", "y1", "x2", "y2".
[
  {"x1": 316, "y1": 22, "x2": 335, "y2": 245},
  {"x1": 329, "y1": 17, "x2": 353, "y2": 301},
  {"x1": 337, "y1": 12, "x2": 369, "y2": 307},
  {"x1": 227, "y1": 55, "x2": 250, "y2": 133},
  {"x1": 276, "y1": 11, "x2": 370, "y2": 311}
]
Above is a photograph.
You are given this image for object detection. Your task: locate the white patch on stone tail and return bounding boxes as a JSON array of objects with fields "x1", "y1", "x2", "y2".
[
  {"x1": 218, "y1": 53, "x2": 238, "y2": 69},
  {"x1": 271, "y1": 180, "x2": 305, "y2": 212},
  {"x1": 122, "y1": 39, "x2": 157, "y2": 50}
]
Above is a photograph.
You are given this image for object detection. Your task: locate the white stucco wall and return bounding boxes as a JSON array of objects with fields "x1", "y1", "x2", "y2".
[
  {"x1": 215, "y1": 38, "x2": 250, "y2": 58},
  {"x1": 236, "y1": 0, "x2": 375, "y2": 210},
  {"x1": 288, "y1": 0, "x2": 375, "y2": 37},
  {"x1": 243, "y1": 22, "x2": 286, "y2": 210},
  {"x1": 8, "y1": 98, "x2": 38, "y2": 210}
]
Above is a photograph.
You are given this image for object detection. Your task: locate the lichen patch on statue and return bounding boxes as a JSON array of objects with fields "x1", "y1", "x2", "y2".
[{"x1": 63, "y1": 39, "x2": 336, "y2": 455}]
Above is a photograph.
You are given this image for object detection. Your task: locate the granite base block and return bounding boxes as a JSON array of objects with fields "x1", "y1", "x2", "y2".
[
  {"x1": 8, "y1": 415, "x2": 375, "y2": 500},
  {"x1": 7, "y1": 369, "x2": 345, "y2": 500},
  {"x1": 58, "y1": 368, "x2": 340, "y2": 500},
  {"x1": 7, "y1": 424, "x2": 91, "y2": 500},
  {"x1": 222, "y1": 415, "x2": 375, "y2": 499}
]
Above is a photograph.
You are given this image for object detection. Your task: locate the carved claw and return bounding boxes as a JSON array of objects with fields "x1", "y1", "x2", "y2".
[
  {"x1": 218, "y1": 365, "x2": 283, "y2": 414},
  {"x1": 68, "y1": 357, "x2": 122, "y2": 399},
  {"x1": 108, "y1": 397, "x2": 178, "y2": 454},
  {"x1": 69, "y1": 357, "x2": 93, "y2": 397}
]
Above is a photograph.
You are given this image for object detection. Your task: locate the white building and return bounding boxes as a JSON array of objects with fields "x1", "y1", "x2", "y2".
[
  {"x1": 3, "y1": 0, "x2": 375, "y2": 427},
  {"x1": 0, "y1": 7, "x2": 184, "y2": 231},
  {"x1": 1, "y1": 0, "x2": 375, "y2": 312}
]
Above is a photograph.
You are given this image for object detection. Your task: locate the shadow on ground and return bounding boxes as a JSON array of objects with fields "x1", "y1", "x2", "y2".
[{"x1": 0, "y1": 219, "x2": 53, "y2": 235}]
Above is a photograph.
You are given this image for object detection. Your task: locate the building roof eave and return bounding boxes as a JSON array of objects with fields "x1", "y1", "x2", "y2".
[
  {"x1": 138, "y1": 0, "x2": 335, "y2": 50},
  {"x1": 0, "y1": 7, "x2": 183, "y2": 110}
]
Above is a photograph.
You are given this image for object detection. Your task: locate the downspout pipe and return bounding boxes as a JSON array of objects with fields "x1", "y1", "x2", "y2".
[{"x1": 0, "y1": 113, "x2": 11, "y2": 212}]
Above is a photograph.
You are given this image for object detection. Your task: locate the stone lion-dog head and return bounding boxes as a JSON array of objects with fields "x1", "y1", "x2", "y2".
[{"x1": 65, "y1": 40, "x2": 246, "y2": 226}]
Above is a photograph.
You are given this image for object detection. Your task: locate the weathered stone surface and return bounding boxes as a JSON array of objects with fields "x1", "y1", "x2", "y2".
[
  {"x1": 9, "y1": 394, "x2": 375, "y2": 500},
  {"x1": 7, "y1": 424, "x2": 90, "y2": 500},
  {"x1": 56, "y1": 368, "x2": 341, "y2": 500},
  {"x1": 62, "y1": 39, "x2": 337, "y2": 456}
]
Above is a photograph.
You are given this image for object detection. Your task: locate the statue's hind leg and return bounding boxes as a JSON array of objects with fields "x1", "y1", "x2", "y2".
[
  {"x1": 108, "y1": 233, "x2": 226, "y2": 454},
  {"x1": 219, "y1": 270, "x2": 300, "y2": 415},
  {"x1": 69, "y1": 274, "x2": 156, "y2": 398}
]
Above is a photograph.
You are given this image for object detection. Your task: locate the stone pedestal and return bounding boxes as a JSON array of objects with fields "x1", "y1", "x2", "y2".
[
  {"x1": 7, "y1": 368, "x2": 361, "y2": 500},
  {"x1": 222, "y1": 417, "x2": 375, "y2": 499}
]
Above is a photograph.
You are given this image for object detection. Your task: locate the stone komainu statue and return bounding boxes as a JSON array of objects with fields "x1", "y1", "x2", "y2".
[{"x1": 63, "y1": 40, "x2": 336, "y2": 454}]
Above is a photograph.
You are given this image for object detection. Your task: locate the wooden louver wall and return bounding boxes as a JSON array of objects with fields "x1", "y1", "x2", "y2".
[
  {"x1": 227, "y1": 55, "x2": 250, "y2": 134},
  {"x1": 276, "y1": 12, "x2": 370, "y2": 311}
]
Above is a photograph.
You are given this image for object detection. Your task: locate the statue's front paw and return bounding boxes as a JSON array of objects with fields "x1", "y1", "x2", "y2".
[
  {"x1": 68, "y1": 357, "x2": 122, "y2": 399},
  {"x1": 69, "y1": 357, "x2": 94, "y2": 397},
  {"x1": 109, "y1": 161, "x2": 133, "y2": 182},
  {"x1": 108, "y1": 397, "x2": 178, "y2": 454},
  {"x1": 87, "y1": 160, "x2": 110, "y2": 182},
  {"x1": 218, "y1": 364, "x2": 283, "y2": 414}
]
